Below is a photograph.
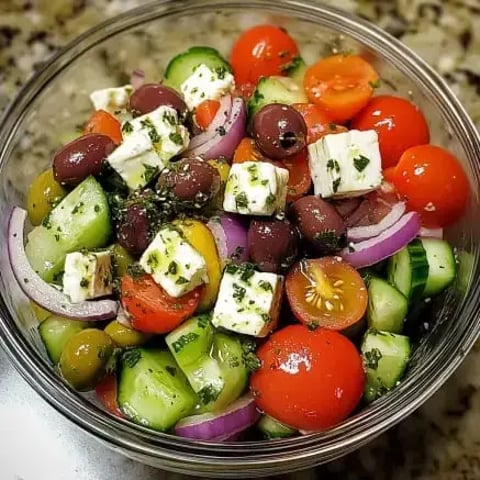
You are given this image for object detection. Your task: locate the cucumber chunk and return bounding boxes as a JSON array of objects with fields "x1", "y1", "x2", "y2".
[
  {"x1": 118, "y1": 348, "x2": 197, "y2": 431},
  {"x1": 421, "y1": 238, "x2": 456, "y2": 297},
  {"x1": 258, "y1": 415, "x2": 296, "y2": 439},
  {"x1": 25, "y1": 176, "x2": 111, "y2": 283},
  {"x1": 39, "y1": 315, "x2": 88, "y2": 363},
  {"x1": 247, "y1": 76, "x2": 308, "y2": 117},
  {"x1": 387, "y1": 239, "x2": 428, "y2": 301},
  {"x1": 283, "y1": 57, "x2": 307, "y2": 84},
  {"x1": 164, "y1": 46, "x2": 231, "y2": 93},
  {"x1": 367, "y1": 277, "x2": 408, "y2": 334},
  {"x1": 361, "y1": 330, "x2": 411, "y2": 402}
]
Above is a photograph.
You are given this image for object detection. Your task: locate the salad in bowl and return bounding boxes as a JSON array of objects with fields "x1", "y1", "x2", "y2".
[{"x1": 6, "y1": 22, "x2": 471, "y2": 444}]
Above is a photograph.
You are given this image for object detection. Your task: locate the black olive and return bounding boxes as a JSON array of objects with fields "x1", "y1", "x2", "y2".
[{"x1": 129, "y1": 83, "x2": 188, "y2": 118}]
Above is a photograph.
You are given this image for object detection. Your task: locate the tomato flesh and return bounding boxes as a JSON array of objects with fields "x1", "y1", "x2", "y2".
[
  {"x1": 84, "y1": 109, "x2": 122, "y2": 145},
  {"x1": 195, "y1": 99, "x2": 220, "y2": 130},
  {"x1": 250, "y1": 324, "x2": 365, "y2": 430},
  {"x1": 285, "y1": 257, "x2": 367, "y2": 330},
  {"x1": 95, "y1": 375, "x2": 124, "y2": 418},
  {"x1": 392, "y1": 145, "x2": 470, "y2": 228},
  {"x1": 121, "y1": 274, "x2": 203, "y2": 334}
]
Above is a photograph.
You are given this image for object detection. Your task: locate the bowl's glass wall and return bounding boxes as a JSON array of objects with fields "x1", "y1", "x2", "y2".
[{"x1": 0, "y1": 1, "x2": 479, "y2": 477}]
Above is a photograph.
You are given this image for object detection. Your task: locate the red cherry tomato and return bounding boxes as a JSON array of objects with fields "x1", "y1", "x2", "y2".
[
  {"x1": 392, "y1": 145, "x2": 470, "y2": 227},
  {"x1": 250, "y1": 324, "x2": 365, "y2": 431},
  {"x1": 281, "y1": 149, "x2": 312, "y2": 202},
  {"x1": 84, "y1": 109, "x2": 122, "y2": 145},
  {"x1": 351, "y1": 95, "x2": 430, "y2": 169},
  {"x1": 95, "y1": 375, "x2": 124, "y2": 418},
  {"x1": 195, "y1": 99, "x2": 220, "y2": 130},
  {"x1": 230, "y1": 25, "x2": 299, "y2": 89}
]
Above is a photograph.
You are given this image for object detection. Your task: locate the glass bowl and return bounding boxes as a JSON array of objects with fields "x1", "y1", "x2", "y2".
[{"x1": 0, "y1": 0, "x2": 479, "y2": 477}]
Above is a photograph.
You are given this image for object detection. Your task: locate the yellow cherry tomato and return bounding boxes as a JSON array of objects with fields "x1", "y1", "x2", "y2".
[
  {"x1": 27, "y1": 169, "x2": 67, "y2": 226},
  {"x1": 173, "y1": 218, "x2": 221, "y2": 312},
  {"x1": 207, "y1": 158, "x2": 230, "y2": 210}
]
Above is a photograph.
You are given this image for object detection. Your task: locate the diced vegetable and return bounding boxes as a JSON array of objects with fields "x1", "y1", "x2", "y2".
[{"x1": 258, "y1": 415, "x2": 297, "y2": 439}]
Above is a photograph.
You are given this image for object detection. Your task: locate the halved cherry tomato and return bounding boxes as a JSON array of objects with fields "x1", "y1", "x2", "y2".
[
  {"x1": 281, "y1": 149, "x2": 311, "y2": 202},
  {"x1": 285, "y1": 257, "x2": 367, "y2": 330},
  {"x1": 195, "y1": 99, "x2": 220, "y2": 130},
  {"x1": 351, "y1": 95, "x2": 430, "y2": 169},
  {"x1": 292, "y1": 103, "x2": 348, "y2": 144},
  {"x1": 121, "y1": 274, "x2": 203, "y2": 334},
  {"x1": 392, "y1": 145, "x2": 470, "y2": 228},
  {"x1": 304, "y1": 55, "x2": 379, "y2": 123},
  {"x1": 382, "y1": 167, "x2": 397, "y2": 184},
  {"x1": 230, "y1": 25, "x2": 299, "y2": 89},
  {"x1": 84, "y1": 109, "x2": 122, "y2": 145},
  {"x1": 95, "y1": 375, "x2": 124, "y2": 418},
  {"x1": 233, "y1": 138, "x2": 264, "y2": 164},
  {"x1": 250, "y1": 324, "x2": 365, "y2": 430}
]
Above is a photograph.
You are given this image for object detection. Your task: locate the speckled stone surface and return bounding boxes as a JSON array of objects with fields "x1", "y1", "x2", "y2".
[{"x1": 1, "y1": 1, "x2": 480, "y2": 479}]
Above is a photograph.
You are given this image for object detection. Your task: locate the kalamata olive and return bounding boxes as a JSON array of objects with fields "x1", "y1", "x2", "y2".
[
  {"x1": 53, "y1": 133, "x2": 115, "y2": 187},
  {"x1": 129, "y1": 83, "x2": 188, "y2": 117},
  {"x1": 158, "y1": 158, "x2": 220, "y2": 208},
  {"x1": 290, "y1": 195, "x2": 346, "y2": 253},
  {"x1": 252, "y1": 103, "x2": 307, "y2": 160},
  {"x1": 117, "y1": 203, "x2": 151, "y2": 256},
  {"x1": 248, "y1": 219, "x2": 298, "y2": 273},
  {"x1": 59, "y1": 328, "x2": 114, "y2": 391}
]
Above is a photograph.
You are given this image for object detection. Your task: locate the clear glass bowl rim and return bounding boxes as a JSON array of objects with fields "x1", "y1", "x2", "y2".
[{"x1": 0, "y1": 0, "x2": 479, "y2": 474}]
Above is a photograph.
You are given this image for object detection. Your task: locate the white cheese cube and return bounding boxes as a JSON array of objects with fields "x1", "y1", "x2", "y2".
[
  {"x1": 108, "y1": 106, "x2": 189, "y2": 190},
  {"x1": 308, "y1": 129, "x2": 383, "y2": 198},
  {"x1": 180, "y1": 64, "x2": 235, "y2": 110},
  {"x1": 90, "y1": 85, "x2": 133, "y2": 114},
  {"x1": 139, "y1": 227, "x2": 208, "y2": 298},
  {"x1": 63, "y1": 251, "x2": 113, "y2": 303},
  {"x1": 223, "y1": 161, "x2": 289, "y2": 216}
]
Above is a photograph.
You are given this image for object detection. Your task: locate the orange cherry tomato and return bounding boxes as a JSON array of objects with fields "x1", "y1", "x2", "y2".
[
  {"x1": 281, "y1": 149, "x2": 312, "y2": 202},
  {"x1": 351, "y1": 95, "x2": 430, "y2": 169},
  {"x1": 84, "y1": 109, "x2": 122, "y2": 145},
  {"x1": 392, "y1": 145, "x2": 470, "y2": 228},
  {"x1": 121, "y1": 274, "x2": 203, "y2": 334},
  {"x1": 232, "y1": 138, "x2": 264, "y2": 164},
  {"x1": 250, "y1": 324, "x2": 365, "y2": 431},
  {"x1": 230, "y1": 25, "x2": 299, "y2": 89},
  {"x1": 195, "y1": 99, "x2": 220, "y2": 130},
  {"x1": 285, "y1": 257, "x2": 368, "y2": 331},
  {"x1": 95, "y1": 375, "x2": 124, "y2": 418},
  {"x1": 304, "y1": 54, "x2": 379, "y2": 123},
  {"x1": 292, "y1": 103, "x2": 348, "y2": 144}
]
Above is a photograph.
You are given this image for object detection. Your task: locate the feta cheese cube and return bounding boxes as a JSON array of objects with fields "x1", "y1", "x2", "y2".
[
  {"x1": 180, "y1": 64, "x2": 235, "y2": 110},
  {"x1": 107, "y1": 106, "x2": 189, "y2": 190},
  {"x1": 90, "y1": 85, "x2": 133, "y2": 114},
  {"x1": 139, "y1": 226, "x2": 208, "y2": 298},
  {"x1": 308, "y1": 129, "x2": 383, "y2": 198},
  {"x1": 63, "y1": 251, "x2": 113, "y2": 303},
  {"x1": 223, "y1": 161, "x2": 289, "y2": 216},
  {"x1": 211, "y1": 263, "x2": 283, "y2": 337}
]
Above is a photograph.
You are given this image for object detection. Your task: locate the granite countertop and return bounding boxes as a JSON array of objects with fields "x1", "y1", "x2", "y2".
[{"x1": 1, "y1": 1, "x2": 480, "y2": 479}]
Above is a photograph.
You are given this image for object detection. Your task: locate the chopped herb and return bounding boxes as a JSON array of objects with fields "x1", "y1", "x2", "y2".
[
  {"x1": 239, "y1": 263, "x2": 256, "y2": 283},
  {"x1": 369, "y1": 79, "x2": 381, "y2": 89},
  {"x1": 142, "y1": 164, "x2": 158, "y2": 183},
  {"x1": 260, "y1": 179, "x2": 269, "y2": 186},
  {"x1": 54, "y1": 233, "x2": 60, "y2": 242},
  {"x1": 306, "y1": 322, "x2": 319, "y2": 331},
  {"x1": 241, "y1": 338, "x2": 261, "y2": 372},
  {"x1": 313, "y1": 230, "x2": 341, "y2": 248},
  {"x1": 232, "y1": 283, "x2": 246, "y2": 302},
  {"x1": 364, "y1": 348, "x2": 383, "y2": 370},
  {"x1": 163, "y1": 111, "x2": 177, "y2": 126},
  {"x1": 225, "y1": 263, "x2": 239, "y2": 275},
  {"x1": 332, "y1": 177, "x2": 341, "y2": 193},
  {"x1": 326, "y1": 159, "x2": 340, "y2": 173},
  {"x1": 235, "y1": 191, "x2": 249, "y2": 209},
  {"x1": 252, "y1": 89, "x2": 264, "y2": 104},
  {"x1": 190, "y1": 87, "x2": 199, "y2": 94},
  {"x1": 146, "y1": 253, "x2": 159, "y2": 269},
  {"x1": 261, "y1": 312, "x2": 270, "y2": 323},
  {"x1": 123, "y1": 349, "x2": 142, "y2": 368},
  {"x1": 71, "y1": 202, "x2": 84, "y2": 215},
  {"x1": 198, "y1": 385, "x2": 220, "y2": 404},
  {"x1": 167, "y1": 261, "x2": 178, "y2": 275},
  {"x1": 215, "y1": 65, "x2": 227, "y2": 79},
  {"x1": 265, "y1": 192, "x2": 276, "y2": 206},
  {"x1": 169, "y1": 132, "x2": 184, "y2": 145},
  {"x1": 79, "y1": 277, "x2": 89, "y2": 288},
  {"x1": 175, "y1": 276, "x2": 188, "y2": 285},
  {"x1": 122, "y1": 121, "x2": 133, "y2": 134},
  {"x1": 258, "y1": 280, "x2": 273, "y2": 292},
  {"x1": 353, "y1": 154, "x2": 370, "y2": 172},
  {"x1": 127, "y1": 263, "x2": 146, "y2": 279},
  {"x1": 280, "y1": 55, "x2": 302, "y2": 74},
  {"x1": 171, "y1": 332, "x2": 200, "y2": 353}
]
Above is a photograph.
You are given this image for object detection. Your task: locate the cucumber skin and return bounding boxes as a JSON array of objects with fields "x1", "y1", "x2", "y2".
[
  {"x1": 258, "y1": 415, "x2": 296, "y2": 439},
  {"x1": 421, "y1": 238, "x2": 456, "y2": 297},
  {"x1": 164, "y1": 46, "x2": 231, "y2": 92},
  {"x1": 25, "y1": 176, "x2": 111, "y2": 283},
  {"x1": 118, "y1": 348, "x2": 197, "y2": 431},
  {"x1": 39, "y1": 316, "x2": 88, "y2": 364},
  {"x1": 367, "y1": 277, "x2": 408, "y2": 334},
  {"x1": 284, "y1": 57, "x2": 307, "y2": 83}
]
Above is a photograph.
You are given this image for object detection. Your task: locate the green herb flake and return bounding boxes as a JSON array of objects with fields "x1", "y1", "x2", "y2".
[
  {"x1": 265, "y1": 192, "x2": 276, "y2": 206},
  {"x1": 258, "y1": 280, "x2": 273, "y2": 292},
  {"x1": 167, "y1": 261, "x2": 178, "y2": 275},
  {"x1": 123, "y1": 349, "x2": 142, "y2": 368},
  {"x1": 80, "y1": 277, "x2": 90, "y2": 288},
  {"x1": 122, "y1": 121, "x2": 133, "y2": 134},
  {"x1": 146, "y1": 253, "x2": 159, "y2": 269},
  {"x1": 175, "y1": 276, "x2": 189, "y2": 285},
  {"x1": 235, "y1": 191, "x2": 249, "y2": 210},
  {"x1": 142, "y1": 164, "x2": 158, "y2": 183},
  {"x1": 369, "y1": 79, "x2": 381, "y2": 89},
  {"x1": 332, "y1": 177, "x2": 341, "y2": 193},
  {"x1": 169, "y1": 132, "x2": 184, "y2": 145},
  {"x1": 232, "y1": 283, "x2": 246, "y2": 302},
  {"x1": 326, "y1": 159, "x2": 340, "y2": 173},
  {"x1": 71, "y1": 201, "x2": 85, "y2": 215},
  {"x1": 198, "y1": 385, "x2": 221, "y2": 404},
  {"x1": 215, "y1": 65, "x2": 227, "y2": 79},
  {"x1": 353, "y1": 154, "x2": 370, "y2": 172},
  {"x1": 364, "y1": 347, "x2": 383, "y2": 370},
  {"x1": 313, "y1": 230, "x2": 340, "y2": 247}
]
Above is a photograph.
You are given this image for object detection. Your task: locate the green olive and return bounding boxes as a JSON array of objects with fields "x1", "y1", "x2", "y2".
[
  {"x1": 110, "y1": 243, "x2": 134, "y2": 277},
  {"x1": 59, "y1": 328, "x2": 114, "y2": 391},
  {"x1": 104, "y1": 320, "x2": 149, "y2": 347},
  {"x1": 27, "y1": 169, "x2": 67, "y2": 226}
]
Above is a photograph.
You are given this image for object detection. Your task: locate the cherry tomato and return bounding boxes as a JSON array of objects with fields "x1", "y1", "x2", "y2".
[
  {"x1": 121, "y1": 274, "x2": 203, "y2": 334},
  {"x1": 195, "y1": 99, "x2": 220, "y2": 130},
  {"x1": 250, "y1": 324, "x2": 365, "y2": 430},
  {"x1": 382, "y1": 167, "x2": 397, "y2": 184},
  {"x1": 233, "y1": 138, "x2": 264, "y2": 164},
  {"x1": 230, "y1": 25, "x2": 299, "y2": 89},
  {"x1": 392, "y1": 145, "x2": 470, "y2": 228},
  {"x1": 281, "y1": 149, "x2": 311, "y2": 202},
  {"x1": 95, "y1": 375, "x2": 124, "y2": 418},
  {"x1": 351, "y1": 95, "x2": 430, "y2": 169},
  {"x1": 304, "y1": 54, "x2": 379, "y2": 123},
  {"x1": 292, "y1": 103, "x2": 348, "y2": 144},
  {"x1": 84, "y1": 109, "x2": 122, "y2": 145},
  {"x1": 285, "y1": 257, "x2": 367, "y2": 330}
]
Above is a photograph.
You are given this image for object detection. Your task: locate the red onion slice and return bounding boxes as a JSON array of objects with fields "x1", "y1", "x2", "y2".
[
  {"x1": 419, "y1": 226, "x2": 443, "y2": 239},
  {"x1": 174, "y1": 394, "x2": 259, "y2": 441},
  {"x1": 130, "y1": 69, "x2": 145, "y2": 90},
  {"x1": 340, "y1": 211, "x2": 421, "y2": 268},
  {"x1": 207, "y1": 214, "x2": 249, "y2": 266},
  {"x1": 188, "y1": 96, "x2": 246, "y2": 160},
  {"x1": 7, "y1": 207, "x2": 119, "y2": 321},
  {"x1": 347, "y1": 202, "x2": 406, "y2": 242}
]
